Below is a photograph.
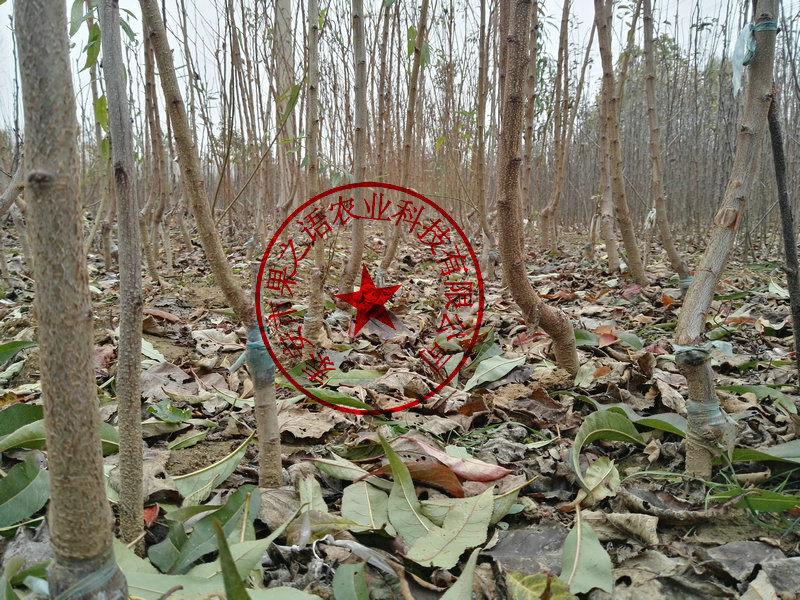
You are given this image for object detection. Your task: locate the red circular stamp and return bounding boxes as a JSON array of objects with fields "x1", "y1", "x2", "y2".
[{"x1": 255, "y1": 182, "x2": 484, "y2": 415}]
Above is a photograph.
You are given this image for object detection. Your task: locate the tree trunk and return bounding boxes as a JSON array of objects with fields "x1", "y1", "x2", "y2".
[
  {"x1": 474, "y1": 0, "x2": 495, "y2": 251},
  {"x1": 643, "y1": 0, "x2": 690, "y2": 286},
  {"x1": 15, "y1": 1, "x2": 127, "y2": 596},
  {"x1": 139, "y1": 0, "x2": 282, "y2": 489},
  {"x1": 337, "y1": 0, "x2": 367, "y2": 301},
  {"x1": 99, "y1": 0, "x2": 144, "y2": 553},
  {"x1": 676, "y1": 2, "x2": 778, "y2": 478},
  {"x1": 380, "y1": 0, "x2": 429, "y2": 274},
  {"x1": 303, "y1": 0, "x2": 326, "y2": 345},
  {"x1": 768, "y1": 94, "x2": 800, "y2": 380},
  {"x1": 497, "y1": 0, "x2": 578, "y2": 376},
  {"x1": 594, "y1": 0, "x2": 646, "y2": 285}
]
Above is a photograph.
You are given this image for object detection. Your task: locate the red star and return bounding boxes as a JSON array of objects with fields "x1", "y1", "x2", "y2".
[{"x1": 335, "y1": 264, "x2": 401, "y2": 335}]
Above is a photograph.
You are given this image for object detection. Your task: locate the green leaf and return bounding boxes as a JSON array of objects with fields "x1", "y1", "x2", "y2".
[
  {"x1": 569, "y1": 411, "x2": 643, "y2": 495},
  {"x1": 341, "y1": 481, "x2": 395, "y2": 535},
  {"x1": 732, "y1": 439, "x2": 800, "y2": 465},
  {"x1": 506, "y1": 572, "x2": 577, "y2": 600},
  {"x1": 463, "y1": 355, "x2": 525, "y2": 391},
  {"x1": 278, "y1": 83, "x2": 301, "y2": 127},
  {"x1": 170, "y1": 485, "x2": 259, "y2": 573},
  {"x1": 307, "y1": 387, "x2": 376, "y2": 412},
  {"x1": 0, "y1": 341, "x2": 36, "y2": 364},
  {"x1": 173, "y1": 432, "x2": 254, "y2": 505},
  {"x1": 421, "y1": 478, "x2": 535, "y2": 527},
  {"x1": 167, "y1": 430, "x2": 207, "y2": 450},
  {"x1": 187, "y1": 508, "x2": 296, "y2": 581},
  {"x1": 379, "y1": 433, "x2": 435, "y2": 544},
  {"x1": 0, "y1": 419, "x2": 118, "y2": 455},
  {"x1": 405, "y1": 488, "x2": 492, "y2": 569},
  {"x1": 0, "y1": 404, "x2": 43, "y2": 438},
  {"x1": 710, "y1": 487, "x2": 800, "y2": 512},
  {"x1": 407, "y1": 26, "x2": 417, "y2": 57},
  {"x1": 311, "y1": 454, "x2": 392, "y2": 491},
  {"x1": 616, "y1": 331, "x2": 643, "y2": 350},
  {"x1": 69, "y1": 0, "x2": 86, "y2": 36},
  {"x1": 332, "y1": 561, "x2": 370, "y2": 600},
  {"x1": 82, "y1": 22, "x2": 101, "y2": 71},
  {"x1": 1, "y1": 555, "x2": 23, "y2": 600},
  {"x1": 0, "y1": 456, "x2": 50, "y2": 529},
  {"x1": 148, "y1": 519, "x2": 189, "y2": 573},
  {"x1": 94, "y1": 94, "x2": 108, "y2": 132},
  {"x1": 120, "y1": 18, "x2": 137, "y2": 42},
  {"x1": 213, "y1": 519, "x2": 249, "y2": 600},
  {"x1": 561, "y1": 513, "x2": 613, "y2": 594},
  {"x1": 146, "y1": 399, "x2": 192, "y2": 423},
  {"x1": 574, "y1": 329, "x2": 599, "y2": 347},
  {"x1": 575, "y1": 395, "x2": 687, "y2": 437},
  {"x1": 440, "y1": 548, "x2": 481, "y2": 600}
]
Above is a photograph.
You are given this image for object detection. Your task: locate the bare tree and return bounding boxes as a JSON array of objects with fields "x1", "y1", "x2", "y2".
[
  {"x1": 15, "y1": 0, "x2": 127, "y2": 595},
  {"x1": 497, "y1": 0, "x2": 578, "y2": 376}
]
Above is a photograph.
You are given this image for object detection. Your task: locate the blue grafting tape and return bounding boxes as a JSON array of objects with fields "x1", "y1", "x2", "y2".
[
  {"x1": 246, "y1": 326, "x2": 275, "y2": 384},
  {"x1": 752, "y1": 20, "x2": 778, "y2": 32},
  {"x1": 52, "y1": 552, "x2": 119, "y2": 600}
]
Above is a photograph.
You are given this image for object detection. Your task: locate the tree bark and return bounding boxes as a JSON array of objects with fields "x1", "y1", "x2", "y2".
[
  {"x1": 337, "y1": 0, "x2": 367, "y2": 301},
  {"x1": 497, "y1": 0, "x2": 578, "y2": 376},
  {"x1": 380, "y1": 0, "x2": 429, "y2": 273},
  {"x1": 99, "y1": 0, "x2": 144, "y2": 552},
  {"x1": 643, "y1": 0, "x2": 690, "y2": 286},
  {"x1": 15, "y1": 1, "x2": 127, "y2": 596},
  {"x1": 767, "y1": 95, "x2": 800, "y2": 379},
  {"x1": 676, "y1": 2, "x2": 778, "y2": 477},
  {"x1": 594, "y1": 0, "x2": 647, "y2": 285}
]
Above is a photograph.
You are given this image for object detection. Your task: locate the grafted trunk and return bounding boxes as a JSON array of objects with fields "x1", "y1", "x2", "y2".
[
  {"x1": 139, "y1": 0, "x2": 282, "y2": 488},
  {"x1": 497, "y1": 0, "x2": 578, "y2": 376},
  {"x1": 15, "y1": 0, "x2": 127, "y2": 596},
  {"x1": 676, "y1": 2, "x2": 778, "y2": 478}
]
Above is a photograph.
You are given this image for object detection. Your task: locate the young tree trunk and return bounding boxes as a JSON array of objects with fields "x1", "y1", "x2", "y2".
[
  {"x1": 643, "y1": 0, "x2": 690, "y2": 286},
  {"x1": 142, "y1": 34, "x2": 163, "y2": 285},
  {"x1": 15, "y1": 1, "x2": 127, "y2": 596},
  {"x1": 99, "y1": 0, "x2": 144, "y2": 552},
  {"x1": 474, "y1": 0, "x2": 496, "y2": 251},
  {"x1": 303, "y1": 0, "x2": 326, "y2": 344},
  {"x1": 497, "y1": 0, "x2": 578, "y2": 376},
  {"x1": 540, "y1": 0, "x2": 570, "y2": 252},
  {"x1": 676, "y1": 2, "x2": 778, "y2": 478},
  {"x1": 337, "y1": 0, "x2": 367, "y2": 301},
  {"x1": 139, "y1": 0, "x2": 282, "y2": 488},
  {"x1": 380, "y1": 0, "x2": 429, "y2": 274},
  {"x1": 597, "y1": 89, "x2": 619, "y2": 273},
  {"x1": 768, "y1": 95, "x2": 800, "y2": 379},
  {"x1": 594, "y1": 0, "x2": 646, "y2": 285}
]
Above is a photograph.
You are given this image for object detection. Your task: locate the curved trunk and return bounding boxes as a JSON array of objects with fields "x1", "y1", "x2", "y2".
[{"x1": 497, "y1": 0, "x2": 578, "y2": 376}]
